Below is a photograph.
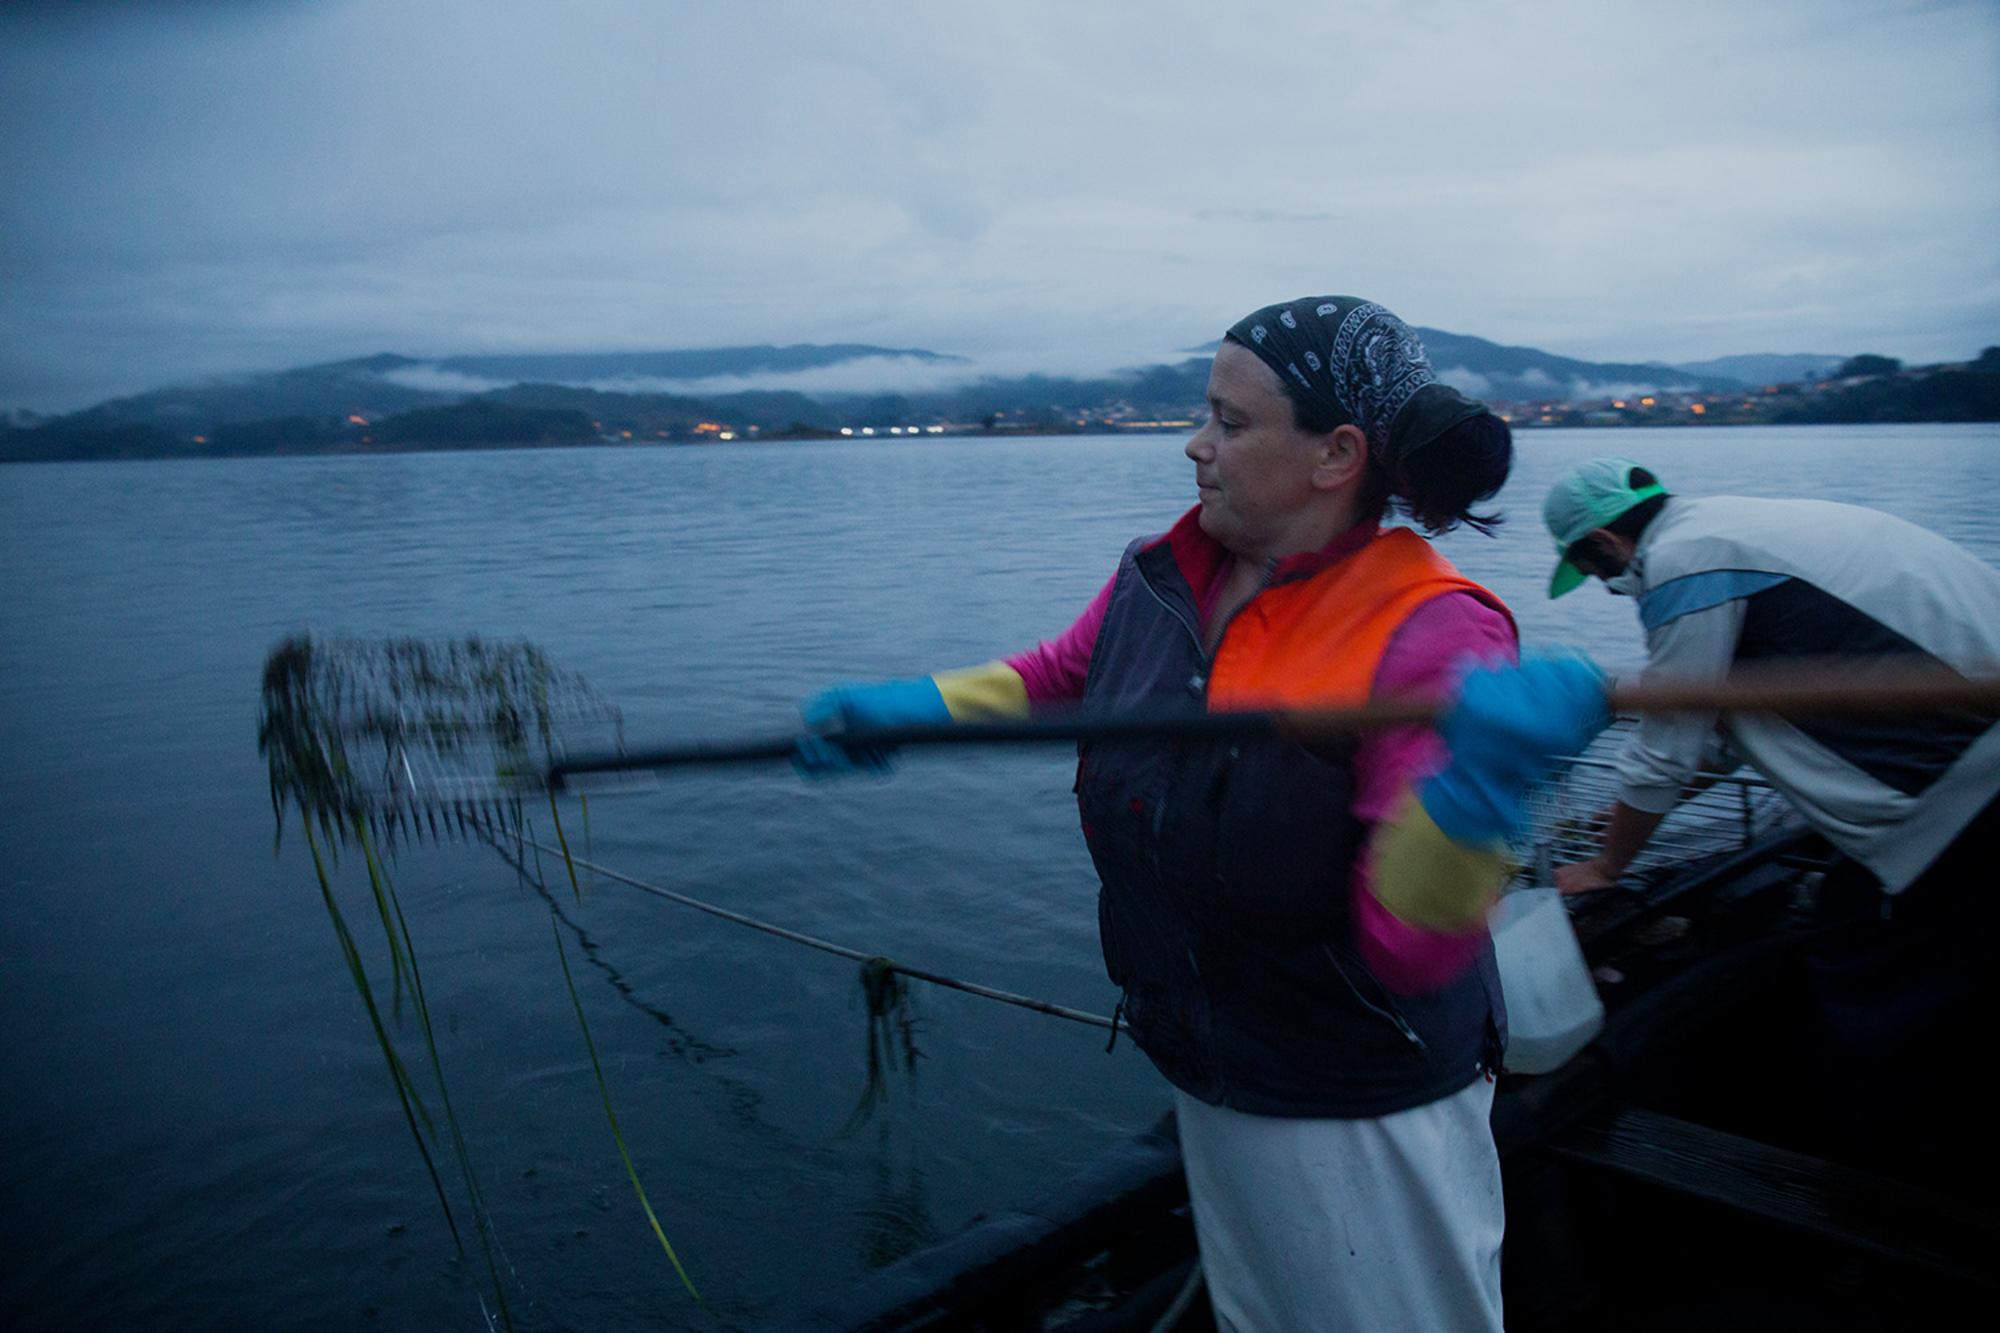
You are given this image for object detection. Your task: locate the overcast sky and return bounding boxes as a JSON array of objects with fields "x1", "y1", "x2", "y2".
[{"x1": 3, "y1": 0, "x2": 1996, "y2": 412}]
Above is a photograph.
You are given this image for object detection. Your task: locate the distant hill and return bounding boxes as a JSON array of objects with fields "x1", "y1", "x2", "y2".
[
  {"x1": 1187, "y1": 330, "x2": 1747, "y2": 401},
  {"x1": 1770, "y1": 352, "x2": 2000, "y2": 424},
  {"x1": 1414, "y1": 329, "x2": 1744, "y2": 400},
  {"x1": 25, "y1": 335, "x2": 1996, "y2": 465},
  {"x1": 434, "y1": 344, "x2": 965, "y2": 383},
  {"x1": 25, "y1": 336, "x2": 1777, "y2": 440},
  {"x1": 38, "y1": 344, "x2": 961, "y2": 437},
  {"x1": 62, "y1": 354, "x2": 446, "y2": 431},
  {"x1": 1666, "y1": 353, "x2": 1848, "y2": 387}
]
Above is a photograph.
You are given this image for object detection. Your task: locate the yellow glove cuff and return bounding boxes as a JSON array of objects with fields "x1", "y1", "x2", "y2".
[
  {"x1": 1371, "y1": 789, "x2": 1514, "y2": 931},
  {"x1": 932, "y1": 661, "x2": 1030, "y2": 721}
]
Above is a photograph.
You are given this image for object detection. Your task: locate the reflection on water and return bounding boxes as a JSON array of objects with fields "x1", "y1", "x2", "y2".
[{"x1": 2, "y1": 423, "x2": 1996, "y2": 1328}]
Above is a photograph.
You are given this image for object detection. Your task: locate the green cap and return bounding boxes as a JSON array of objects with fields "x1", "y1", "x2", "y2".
[{"x1": 1543, "y1": 457, "x2": 1666, "y2": 598}]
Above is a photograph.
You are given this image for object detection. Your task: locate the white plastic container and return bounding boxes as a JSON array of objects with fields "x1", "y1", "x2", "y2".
[{"x1": 1490, "y1": 888, "x2": 1604, "y2": 1074}]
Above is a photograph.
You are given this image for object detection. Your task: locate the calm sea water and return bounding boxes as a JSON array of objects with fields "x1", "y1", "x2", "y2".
[{"x1": 3, "y1": 424, "x2": 1997, "y2": 1329}]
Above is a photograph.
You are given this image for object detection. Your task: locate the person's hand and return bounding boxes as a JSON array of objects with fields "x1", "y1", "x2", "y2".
[
  {"x1": 793, "y1": 677, "x2": 950, "y2": 778},
  {"x1": 1554, "y1": 856, "x2": 1622, "y2": 895},
  {"x1": 1422, "y1": 653, "x2": 1612, "y2": 843}
]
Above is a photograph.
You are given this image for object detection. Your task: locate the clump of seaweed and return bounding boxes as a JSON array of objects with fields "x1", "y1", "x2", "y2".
[
  {"x1": 259, "y1": 634, "x2": 697, "y2": 1316},
  {"x1": 845, "y1": 957, "x2": 923, "y2": 1133}
]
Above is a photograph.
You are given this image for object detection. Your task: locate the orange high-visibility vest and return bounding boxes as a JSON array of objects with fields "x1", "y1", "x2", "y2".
[{"x1": 1208, "y1": 527, "x2": 1512, "y2": 711}]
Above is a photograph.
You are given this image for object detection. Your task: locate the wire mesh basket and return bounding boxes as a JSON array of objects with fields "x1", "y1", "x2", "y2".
[
  {"x1": 1509, "y1": 718, "x2": 1798, "y2": 888},
  {"x1": 261, "y1": 635, "x2": 626, "y2": 840}
]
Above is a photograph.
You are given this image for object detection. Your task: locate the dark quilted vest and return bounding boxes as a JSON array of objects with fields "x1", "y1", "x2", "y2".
[{"x1": 1080, "y1": 537, "x2": 1503, "y2": 1118}]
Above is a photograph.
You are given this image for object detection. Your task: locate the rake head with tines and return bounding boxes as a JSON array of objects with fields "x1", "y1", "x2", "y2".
[{"x1": 259, "y1": 634, "x2": 625, "y2": 849}]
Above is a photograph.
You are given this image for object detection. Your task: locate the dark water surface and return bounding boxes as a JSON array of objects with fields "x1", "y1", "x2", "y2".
[{"x1": 3, "y1": 424, "x2": 1997, "y2": 1329}]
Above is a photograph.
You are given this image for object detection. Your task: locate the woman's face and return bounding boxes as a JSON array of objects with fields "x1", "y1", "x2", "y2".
[{"x1": 1184, "y1": 341, "x2": 1345, "y2": 559}]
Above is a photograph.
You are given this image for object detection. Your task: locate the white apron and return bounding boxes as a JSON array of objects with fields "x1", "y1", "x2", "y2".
[{"x1": 1175, "y1": 1076, "x2": 1504, "y2": 1332}]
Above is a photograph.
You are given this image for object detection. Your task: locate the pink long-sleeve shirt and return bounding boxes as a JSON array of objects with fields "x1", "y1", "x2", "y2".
[{"x1": 1006, "y1": 529, "x2": 1517, "y2": 993}]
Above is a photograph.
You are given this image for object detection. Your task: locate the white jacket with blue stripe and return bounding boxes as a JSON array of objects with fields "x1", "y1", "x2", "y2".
[{"x1": 1613, "y1": 494, "x2": 2000, "y2": 892}]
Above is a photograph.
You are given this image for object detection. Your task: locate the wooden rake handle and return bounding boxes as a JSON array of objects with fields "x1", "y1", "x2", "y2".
[
  {"x1": 547, "y1": 665, "x2": 2000, "y2": 788},
  {"x1": 1605, "y1": 672, "x2": 2000, "y2": 720},
  {"x1": 1281, "y1": 663, "x2": 2000, "y2": 743}
]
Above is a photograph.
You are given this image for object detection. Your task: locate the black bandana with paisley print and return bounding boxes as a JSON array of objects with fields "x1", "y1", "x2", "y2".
[{"x1": 1225, "y1": 296, "x2": 1489, "y2": 461}]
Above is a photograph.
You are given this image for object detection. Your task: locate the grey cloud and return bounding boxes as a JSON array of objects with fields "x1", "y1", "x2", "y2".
[
  {"x1": 376, "y1": 366, "x2": 512, "y2": 395},
  {"x1": 562, "y1": 358, "x2": 988, "y2": 399},
  {"x1": 3, "y1": 0, "x2": 1996, "y2": 413},
  {"x1": 1435, "y1": 366, "x2": 1494, "y2": 398},
  {"x1": 1566, "y1": 379, "x2": 1696, "y2": 403}
]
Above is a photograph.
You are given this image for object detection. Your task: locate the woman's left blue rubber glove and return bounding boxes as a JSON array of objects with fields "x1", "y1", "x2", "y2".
[
  {"x1": 794, "y1": 676, "x2": 951, "y2": 778},
  {"x1": 1421, "y1": 653, "x2": 1612, "y2": 844}
]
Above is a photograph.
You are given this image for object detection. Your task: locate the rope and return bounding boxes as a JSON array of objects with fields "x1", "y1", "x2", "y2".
[{"x1": 486, "y1": 821, "x2": 1125, "y2": 1033}]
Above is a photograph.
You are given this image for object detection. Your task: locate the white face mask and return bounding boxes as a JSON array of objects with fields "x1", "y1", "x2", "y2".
[{"x1": 1602, "y1": 553, "x2": 1645, "y2": 598}]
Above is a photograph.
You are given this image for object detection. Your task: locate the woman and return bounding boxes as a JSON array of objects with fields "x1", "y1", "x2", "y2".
[{"x1": 799, "y1": 296, "x2": 1605, "y2": 1330}]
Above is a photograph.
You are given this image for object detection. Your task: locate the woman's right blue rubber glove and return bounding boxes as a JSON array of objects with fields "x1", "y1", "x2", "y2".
[
  {"x1": 793, "y1": 676, "x2": 952, "y2": 778},
  {"x1": 1421, "y1": 653, "x2": 1612, "y2": 844}
]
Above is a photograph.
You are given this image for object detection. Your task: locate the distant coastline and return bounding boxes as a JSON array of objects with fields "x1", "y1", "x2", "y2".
[
  {"x1": 8, "y1": 344, "x2": 1995, "y2": 465},
  {"x1": 10, "y1": 414, "x2": 2000, "y2": 467}
]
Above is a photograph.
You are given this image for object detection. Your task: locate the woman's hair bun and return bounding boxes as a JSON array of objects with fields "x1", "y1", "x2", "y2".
[{"x1": 1392, "y1": 411, "x2": 1511, "y2": 536}]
